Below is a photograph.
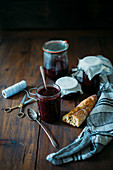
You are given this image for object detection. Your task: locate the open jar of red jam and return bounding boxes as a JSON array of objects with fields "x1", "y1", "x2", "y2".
[
  {"x1": 42, "y1": 40, "x2": 69, "y2": 80},
  {"x1": 36, "y1": 84, "x2": 61, "y2": 123}
]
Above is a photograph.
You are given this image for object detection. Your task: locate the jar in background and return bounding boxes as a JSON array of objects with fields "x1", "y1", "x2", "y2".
[{"x1": 42, "y1": 40, "x2": 69, "y2": 81}]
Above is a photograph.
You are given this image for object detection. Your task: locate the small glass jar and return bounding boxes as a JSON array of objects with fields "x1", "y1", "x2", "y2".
[
  {"x1": 36, "y1": 84, "x2": 61, "y2": 123},
  {"x1": 42, "y1": 40, "x2": 69, "y2": 80}
]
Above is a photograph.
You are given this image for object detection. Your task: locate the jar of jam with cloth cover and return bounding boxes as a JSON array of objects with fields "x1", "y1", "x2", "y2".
[{"x1": 77, "y1": 56, "x2": 101, "y2": 94}]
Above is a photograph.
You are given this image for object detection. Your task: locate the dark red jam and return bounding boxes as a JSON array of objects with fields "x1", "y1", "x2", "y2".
[
  {"x1": 37, "y1": 86, "x2": 61, "y2": 123},
  {"x1": 44, "y1": 67, "x2": 68, "y2": 80},
  {"x1": 82, "y1": 71, "x2": 99, "y2": 94},
  {"x1": 39, "y1": 86, "x2": 59, "y2": 96},
  {"x1": 44, "y1": 60, "x2": 68, "y2": 80}
]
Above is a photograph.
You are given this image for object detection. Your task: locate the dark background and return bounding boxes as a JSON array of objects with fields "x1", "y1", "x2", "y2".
[{"x1": 0, "y1": 0, "x2": 113, "y2": 30}]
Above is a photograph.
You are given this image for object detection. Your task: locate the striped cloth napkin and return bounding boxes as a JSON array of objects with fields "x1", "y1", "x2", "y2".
[
  {"x1": 46, "y1": 82, "x2": 113, "y2": 165},
  {"x1": 46, "y1": 56, "x2": 113, "y2": 165}
]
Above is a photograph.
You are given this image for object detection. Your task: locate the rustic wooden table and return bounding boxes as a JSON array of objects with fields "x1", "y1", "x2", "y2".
[{"x1": 0, "y1": 30, "x2": 113, "y2": 170}]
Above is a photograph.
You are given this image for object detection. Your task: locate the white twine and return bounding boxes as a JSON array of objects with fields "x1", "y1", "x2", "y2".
[
  {"x1": 2, "y1": 80, "x2": 27, "y2": 98},
  {"x1": 2, "y1": 80, "x2": 37, "y2": 102}
]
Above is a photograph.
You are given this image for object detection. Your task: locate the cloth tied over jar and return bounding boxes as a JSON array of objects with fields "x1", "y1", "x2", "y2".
[
  {"x1": 72, "y1": 55, "x2": 113, "y2": 93},
  {"x1": 55, "y1": 76, "x2": 83, "y2": 98},
  {"x1": 72, "y1": 55, "x2": 113, "y2": 82}
]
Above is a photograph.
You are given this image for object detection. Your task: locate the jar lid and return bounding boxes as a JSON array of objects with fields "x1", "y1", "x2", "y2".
[
  {"x1": 42, "y1": 40, "x2": 69, "y2": 53},
  {"x1": 55, "y1": 76, "x2": 78, "y2": 90}
]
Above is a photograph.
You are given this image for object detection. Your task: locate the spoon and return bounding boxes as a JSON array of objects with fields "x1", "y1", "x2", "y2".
[
  {"x1": 40, "y1": 66, "x2": 47, "y2": 90},
  {"x1": 27, "y1": 108, "x2": 59, "y2": 149}
]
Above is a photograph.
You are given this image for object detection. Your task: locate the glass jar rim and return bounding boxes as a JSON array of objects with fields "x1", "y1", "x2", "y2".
[
  {"x1": 36, "y1": 84, "x2": 61, "y2": 99},
  {"x1": 42, "y1": 40, "x2": 69, "y2": 53}
]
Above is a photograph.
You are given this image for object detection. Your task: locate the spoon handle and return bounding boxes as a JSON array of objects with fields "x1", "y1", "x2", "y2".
[
  {"x1": 40, "y1": 66, "x2": 47, "y2": 90},
  {"x1": 35, "y1": 119, "x2": 59, "y2": 149}
]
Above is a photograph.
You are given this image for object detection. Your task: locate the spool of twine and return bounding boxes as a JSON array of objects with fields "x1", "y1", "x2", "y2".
[{"x1": 2, "y1": 80, "x2": 27, "y2": 98}]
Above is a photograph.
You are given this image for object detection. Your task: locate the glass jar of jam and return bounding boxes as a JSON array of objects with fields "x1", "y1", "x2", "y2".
[
  {"x1": 83, "y1": 71, "x2": 99, "y2": 94},
  {"x1": 42, "y1": 40, "x2": 69, "y2": 81},
  {"x1": 36, "y1": 84, "x2": 61, "y2": 123}
]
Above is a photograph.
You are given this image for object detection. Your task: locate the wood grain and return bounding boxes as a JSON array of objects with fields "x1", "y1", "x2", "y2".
[{"x1": 0, "y1": 30, "x2": 113, "y2": 170}]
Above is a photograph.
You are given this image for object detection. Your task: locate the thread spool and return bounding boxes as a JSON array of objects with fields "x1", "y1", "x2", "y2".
[{"x1": 2, "y1": 80, "x2": 27, "y2": 98}]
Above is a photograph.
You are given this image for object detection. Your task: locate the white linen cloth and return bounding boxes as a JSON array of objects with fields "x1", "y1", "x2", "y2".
[
  {"x1": 72, "y1": 55, "x2": 113, "y2": 88},
  {"x1": 55, "y1": 76, "x2": 83, "y2": 98},
  {"x1": 77, "y1": 55, "x2": 113, "y2": 80},
  {"x1": 59, "y1": 83, "x2": 83, "y2": 97}
]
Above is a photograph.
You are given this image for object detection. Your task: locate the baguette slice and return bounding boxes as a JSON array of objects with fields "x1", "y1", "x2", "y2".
[{"x1": 62, "y1": 94, "x2": 97, "y2": 127}]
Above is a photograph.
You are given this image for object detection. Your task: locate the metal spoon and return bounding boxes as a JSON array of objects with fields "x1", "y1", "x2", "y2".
[
  {"x1": 40, "y1": 66, "x2": 47, "y2": 90},
  {"x1": 27, "y1": 108, "x2": 59, "y2": 149}
]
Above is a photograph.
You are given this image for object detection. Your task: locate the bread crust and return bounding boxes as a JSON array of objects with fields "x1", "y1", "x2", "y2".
[{"x1": 62, "y1": 95, "x2": 97, "y2": 127}]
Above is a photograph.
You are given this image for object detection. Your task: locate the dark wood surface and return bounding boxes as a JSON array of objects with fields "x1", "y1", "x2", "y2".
[{"x1": 0, "y1": 29, "x2": 113, "y2": 170}]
